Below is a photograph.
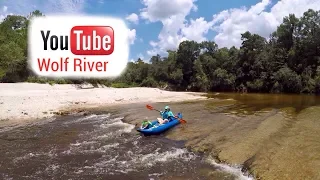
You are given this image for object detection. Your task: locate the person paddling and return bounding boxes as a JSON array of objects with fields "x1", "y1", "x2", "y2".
[{"x1": 157, "y1": 106, "x2": 175, "y2": 125}]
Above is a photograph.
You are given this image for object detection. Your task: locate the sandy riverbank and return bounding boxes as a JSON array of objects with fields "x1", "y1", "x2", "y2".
[{"x1": 0, "y1": 83, "x2": 206, "y2": 121}]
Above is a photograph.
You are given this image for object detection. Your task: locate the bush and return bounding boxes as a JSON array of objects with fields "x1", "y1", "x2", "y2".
[
  {"x1": 26, "y1": 76, "x2": 47, "y2": 84},
  {"x1": 55, "y1": 78, "x2": 68, "y2": 84},
  {"x1": 26, "y1": 76, "x2": 37, "y2": 83},
  {"x1": 140, "y1": 77, "x2": 158, "y2": 87},
  {"x1": 158, "y1": 81, "x2": 168, "y2": 89},
  {"x1": 48, "y1": 81, "x2": 55, "y2": 86},
  {"x1": 101, "y1": 80, "x2": 112, "y2": 87},
  {"x1": 273, "y1": 67, "x2": 302, "y2": 93},
  {"x1": 111, "y1": 82, "x2": 134, "y2": 88}
]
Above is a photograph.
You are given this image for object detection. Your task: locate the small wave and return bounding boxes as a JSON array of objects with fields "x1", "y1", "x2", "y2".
[
  {"x1": 148, "y1": 173, "x2": 164, "y2": 177},
  {"x1": 13, "y1": 149, "x2": 57, "y2": 163},
  {"x1": 206, "y1": 158, "x2": 254, "y2": 180},
  {"x1": 13, "y1": 153, "x2": 37, "y2": 162},
  {"x1": 63, "y1": 115, "x2": 134, "y2": 156},
  {"x1": 94, "y1": 133, "x2": 113, "y2": 140},
  {"x1": 99, "y1": 120, "x2": 135, "y2": 133},
  {"x1": 70, "y1": 140, "x2": 98, "y2": 147},
  {"x1": 45, "y1": 164, "x2": 60, "y2": 173},
  {"x1": 64, "y1": 114, "x2": 111, "y2": 125},
  {"x1": 67, "y1": 146, "x2": 195, "y2": 176},
  {"x1": 74, "y1": 169, "x2": 84, "y2": 174},
  {"x1": 90, "y1": 147, "x2": 196, "y2": 173},
  {"x1": 100, "y1": 143, "x2": 119, "y2": 149},
  {"x1": 139, "y1": 148, "x2": 196, "y2": 165},
  {"x1": 64, "y1": 141, "x2": 120, "y2": 155}
]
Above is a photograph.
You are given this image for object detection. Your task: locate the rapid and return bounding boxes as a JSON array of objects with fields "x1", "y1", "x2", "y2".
[{"x1": 0, "y1": 111, "x2": 252, "y2": 180}]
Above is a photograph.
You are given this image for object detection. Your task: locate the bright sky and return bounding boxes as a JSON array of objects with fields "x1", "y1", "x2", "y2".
[{"x1": 1, "y1": 0, "x2": 320, "y2": 62}]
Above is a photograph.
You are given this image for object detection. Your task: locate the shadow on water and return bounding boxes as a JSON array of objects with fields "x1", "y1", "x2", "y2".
[{"x1": 0, "y1": 112, "x2": 253, "y2": 180}]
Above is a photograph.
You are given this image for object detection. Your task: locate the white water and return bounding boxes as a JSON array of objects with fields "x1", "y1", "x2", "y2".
[
  {"x1": 68, "y1": 113, "x2": 253, "y2": 179},
  {"x1": 10, "y1": 113, "x2": 254, "y2": 179},
  {"x1": 207, "y1": 157, "x2": 254, "y2": 180}
]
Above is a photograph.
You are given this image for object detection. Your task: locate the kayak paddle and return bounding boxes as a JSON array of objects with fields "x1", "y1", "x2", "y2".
[
  {"x1": 146, "y1": 104, "x2": 161, "y2": 112},
  {"x1": 146, "y1": 104, "x2": 187, "y2": 123}
]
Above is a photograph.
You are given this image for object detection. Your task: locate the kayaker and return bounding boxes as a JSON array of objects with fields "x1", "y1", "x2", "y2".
[
  {"x1": 140, "y1": 120, "x2": 153, "y2": 129},
  {"x1": 157, "y1": 105, "x2": 175, "y2": 125}
]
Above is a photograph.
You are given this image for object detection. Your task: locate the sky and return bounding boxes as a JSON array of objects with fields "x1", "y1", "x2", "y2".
[{"x1": 1, "y1": 0, "x2": 320, "y2": 62}]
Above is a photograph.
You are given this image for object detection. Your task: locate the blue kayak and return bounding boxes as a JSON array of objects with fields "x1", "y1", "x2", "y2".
[{"x1": 137, "y1": 113, "x2": 183, "y2": 135}]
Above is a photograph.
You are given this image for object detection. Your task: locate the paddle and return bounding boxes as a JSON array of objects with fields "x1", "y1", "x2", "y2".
[{"x1": 146, "y1": 104, "x2": 187, "y2": 123}]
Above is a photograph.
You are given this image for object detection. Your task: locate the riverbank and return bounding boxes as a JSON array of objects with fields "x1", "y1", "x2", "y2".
[{"x1": 0, "y1": 83, "x2": 206, "y2": 122}]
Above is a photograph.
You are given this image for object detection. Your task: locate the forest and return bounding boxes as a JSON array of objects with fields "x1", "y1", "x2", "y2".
[{"x1": 0, "y1": 9, "x2": 320, "y2": 94}]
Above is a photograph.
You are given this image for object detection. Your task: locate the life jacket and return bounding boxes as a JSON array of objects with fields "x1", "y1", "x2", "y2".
[
  {"x1": 161, "y1": 111, "x2": 174, "y2": 120},
  {"x1": 141, "y1": 120, "x2": 152, "y2": 129}
]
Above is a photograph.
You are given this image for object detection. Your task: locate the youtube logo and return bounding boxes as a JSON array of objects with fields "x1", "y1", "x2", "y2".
[
  {"x1": 28, "y1": 15, "x2": 129, "y2": 78},
  {"x1": 70, "y1": 26, "x2": 114, "y2": 55},
  {"x1": 40, "y1": 26, "x2": 114, "y2": 55}
]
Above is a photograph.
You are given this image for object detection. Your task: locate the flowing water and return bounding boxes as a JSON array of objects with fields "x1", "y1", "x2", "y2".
[
  {"x1": 0, "y1": 112, "x2": 252, "y2": 180},
  {"x1": 1, "y1": 93, "x2": 320, "y2": 180}
]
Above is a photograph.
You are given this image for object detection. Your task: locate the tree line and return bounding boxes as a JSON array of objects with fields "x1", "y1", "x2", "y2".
[{"x1": 1, "y1": 9, "x2": 320, "y2": 94}]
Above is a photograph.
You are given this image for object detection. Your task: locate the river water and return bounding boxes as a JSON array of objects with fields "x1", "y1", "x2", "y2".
[
  {"x1": 0, "y1": 112, "x2": 252, "y2": 180},
  {"x1": 1, "y1": 93, "x2": 320, "y2": 180}
]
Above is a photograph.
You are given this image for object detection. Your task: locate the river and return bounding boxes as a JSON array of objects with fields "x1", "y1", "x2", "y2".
[{"x1": 1, "y1": 93, "x2": 320, "y2": 179}]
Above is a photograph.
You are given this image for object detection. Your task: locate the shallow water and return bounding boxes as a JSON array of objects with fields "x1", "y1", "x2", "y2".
[
  {"x1": 118, "y1": 92, "x2": 320, "y2": 180},
  {"x1": 0, "y1": 112, "x2": 252, "y2": 180},
  {"x1": 1, "y1": 92, "x2": 319, "y2": 180},
  {"x1": 206, "y1": 92, "x2": 320, "y2": 113}
]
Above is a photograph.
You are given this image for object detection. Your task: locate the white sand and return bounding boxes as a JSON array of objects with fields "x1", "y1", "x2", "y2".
[{"x1": 0, "y1": 83, "x2": 206, "y2": 121}]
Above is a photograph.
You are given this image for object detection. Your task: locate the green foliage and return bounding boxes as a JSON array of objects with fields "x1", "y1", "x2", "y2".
[
  {"x1": 246, "y1": 79, "x2": 264, "y2": 92},
  {"x1": 26, "y1": 76, "x2": 48, "y2": 84},
  {"x1": 111, "y1": 82, "x2": 136, "y2": 88},
  {"x1": 140, "y1": 77, "x2": 158, "y2": 87},
  {"x1": 212, "y1": 68, "x2": 236, "y2": 91},
  {"x1": 273, "y1": 67, "x2": 302, "y2": 93},
  {"x1": 48, "y1": 81, "x2": 55, "y2": 86},
  {"x1": 190, "y1": 59, "x2": 209, "y2": 91},
  {"x1": 26, "y1": 76, "x2": 71, "y2": 85},
  {"x1": 54, "y1": 78, "x2": 69, "y2": 84},
  {"x1": 1, "y1": 9, "x2": 320, "y2": 94}
]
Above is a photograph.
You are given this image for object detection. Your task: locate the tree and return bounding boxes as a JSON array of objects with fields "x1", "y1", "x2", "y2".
[
  {"x1": 190, "y1": 59, "x2": 209, "y2": 91},
  {"x1": 176, "y1": 40, "x2": 201, "y2": 89},
  {"x1": 0, "y1": 14, "x2": 29, "y2": 82},
  {"x1": 1, "y1": 9, "x2": 320, "y2": 94}
]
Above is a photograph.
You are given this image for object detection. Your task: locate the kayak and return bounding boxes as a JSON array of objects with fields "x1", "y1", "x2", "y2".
[{"x1": 136, "y1": 113, "x2": 183, "y2": 135}]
